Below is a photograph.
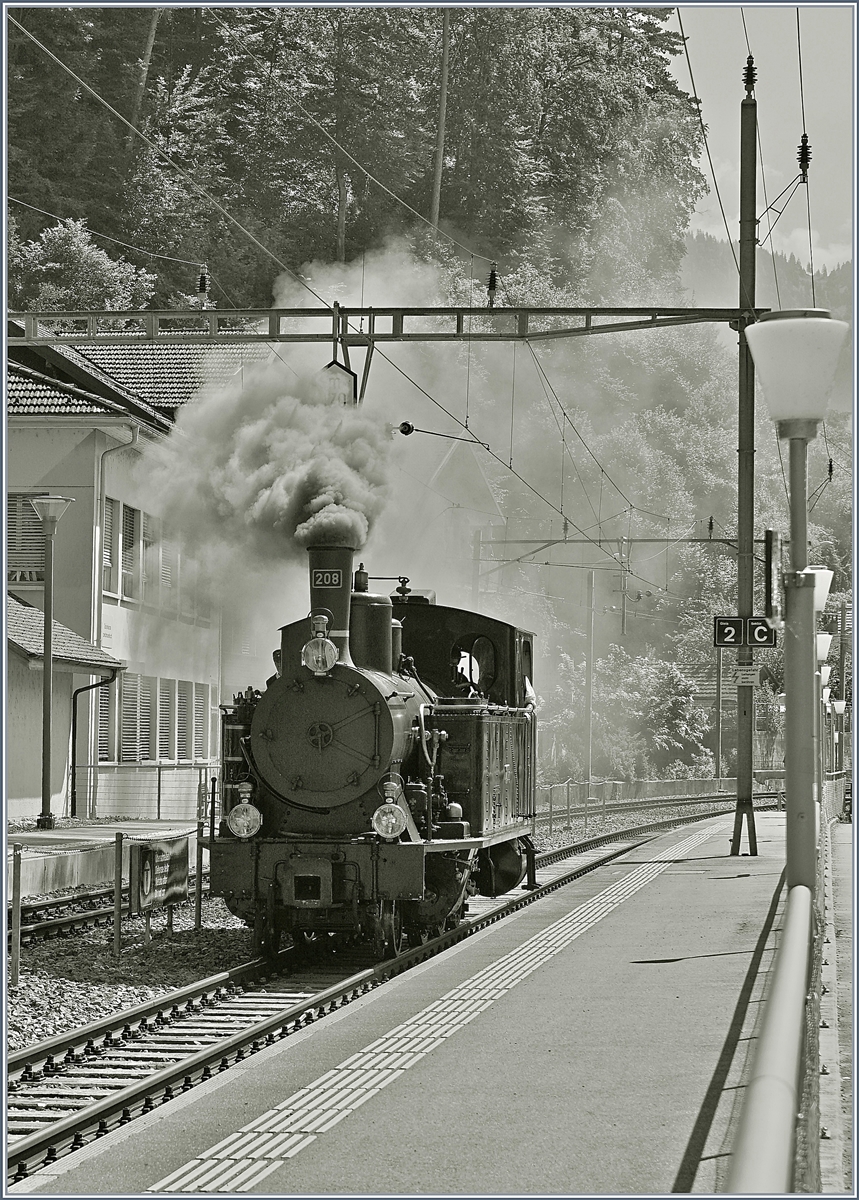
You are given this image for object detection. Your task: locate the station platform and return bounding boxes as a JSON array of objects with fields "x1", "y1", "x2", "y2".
[
  {"x1": 10, "y1": 811, "x2": 851, "y2": 1196},
  {"x1": 6, "y1": 822, "x2": 202, "y2": 896}
]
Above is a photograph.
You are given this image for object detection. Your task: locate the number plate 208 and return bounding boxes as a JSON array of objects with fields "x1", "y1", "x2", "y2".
[{"x1": 312, "y1": 569, "x2": 343, "y2": 588}]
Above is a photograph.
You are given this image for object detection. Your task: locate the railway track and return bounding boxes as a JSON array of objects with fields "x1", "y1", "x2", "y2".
[
  {"x1": 7, "y1": 803, "x2": 772, "y2": 1185},
  {"x1": 7, "y1": 877, "x2": 207, "y2": 948}
]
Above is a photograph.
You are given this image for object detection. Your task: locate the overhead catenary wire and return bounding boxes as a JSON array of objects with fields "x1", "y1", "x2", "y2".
[{"x1": 677, "y1": 8, "x2": 751, "y2": 312}]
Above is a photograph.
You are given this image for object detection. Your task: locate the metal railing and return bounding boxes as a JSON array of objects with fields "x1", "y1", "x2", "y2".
[
  {"x1": 726, "y1": 884, "x2": 813, "y2": 1192},
  {"x1": 534, "y1": 776, "x2": 738, "y2": 834},
  {"x1": 72, "y1": 762, "x2": 217, "y2": 821},
  {"x1": 727, "y1": 774, "x2": 850, "y2": 1190}
]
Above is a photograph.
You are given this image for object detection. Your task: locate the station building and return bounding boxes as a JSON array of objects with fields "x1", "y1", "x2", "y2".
[{"x1": 6, "y1": 329, "x2": 271, "y2": 821}]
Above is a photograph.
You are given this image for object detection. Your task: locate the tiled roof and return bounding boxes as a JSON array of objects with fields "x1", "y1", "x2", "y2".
[
  {"x1": 7, "y1": 365, "x2": 116, "y2": 416},
  {"x1": 72, "y1": 343, "x2": 275, "y2": 409},
  {"x1": 7, "y1": 595, "x2": 124, "y2": 673}
]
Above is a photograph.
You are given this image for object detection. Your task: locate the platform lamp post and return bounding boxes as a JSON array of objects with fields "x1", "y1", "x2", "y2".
[
  {"x1": 30, "y1": 495, "x2": 75, "y2": 830},
  {"x1": 832, "y1": 699, "x2": 846, "y2": 774},
  {"x1": 745, "y1": 311, "x2": 848, "y2": 890}
]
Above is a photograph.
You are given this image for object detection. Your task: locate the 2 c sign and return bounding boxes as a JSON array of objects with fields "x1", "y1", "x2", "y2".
[{"x1": 713, "y1": 616, "x2": 778, "y2": 647}]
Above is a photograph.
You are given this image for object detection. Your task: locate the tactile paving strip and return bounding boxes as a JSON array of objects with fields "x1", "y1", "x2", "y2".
[{"x1": 150, "y1": 823, "x2": 724, "y2": 1192}]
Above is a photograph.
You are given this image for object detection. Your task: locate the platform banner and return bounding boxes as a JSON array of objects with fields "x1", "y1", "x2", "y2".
[{"x1": 130, "y1": 839, "x2": 189, "y2": 914}]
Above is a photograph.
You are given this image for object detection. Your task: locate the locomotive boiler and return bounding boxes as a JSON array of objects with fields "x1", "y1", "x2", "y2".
[{"x1": 209, "y1": 543, "x2": 536, "y2": 957}]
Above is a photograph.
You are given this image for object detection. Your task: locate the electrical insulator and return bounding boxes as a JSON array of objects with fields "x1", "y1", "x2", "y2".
[
  {"x1": 197, "y1": 264, "x2": 209, "y2": 297},
  {"x1": 487, "y1": 262, "x2": 497, "y2": 309},
  {"x1": 828, "y1": 458, "x2": 834, "y2": 481},
  {"x1": 398, "y1": 421, "x2": 415, "y2": 436},
  {"x1": 797, "y1": 134, "x2": 811, "y2": 181},
  {"x1": 708, "y1": 516, "x2": 714, "y2": 539},
  {"x1": 743, "y1": 55, "x2": 757, "y2": 95}
]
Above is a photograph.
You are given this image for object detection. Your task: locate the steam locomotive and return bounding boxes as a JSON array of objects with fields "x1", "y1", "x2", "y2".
[{"x1": 209, "y1": 544, "x2": 536, "y2": 958}]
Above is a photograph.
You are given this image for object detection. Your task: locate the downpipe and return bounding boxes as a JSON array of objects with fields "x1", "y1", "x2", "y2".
[
  {"x1": 725, "y1": 884, "x2": 812, "y2": 1193},
  {"x1": 70, "y1": 669, "x2": 119, "y2": 816}
]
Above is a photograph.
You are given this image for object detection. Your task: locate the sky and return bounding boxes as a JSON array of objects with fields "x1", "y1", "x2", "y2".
[{"x1": 666, "y1": 4, "x2": 854, "y2": 271}]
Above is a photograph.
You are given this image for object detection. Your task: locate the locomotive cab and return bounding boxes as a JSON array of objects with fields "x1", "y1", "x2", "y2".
[{"x1": 209, "y1": 543, "x2": 536, "y2": 958}]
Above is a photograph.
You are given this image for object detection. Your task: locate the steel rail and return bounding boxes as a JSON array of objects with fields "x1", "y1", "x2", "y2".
[{"x1": 725, "y1": 884, "x2": 812, "y2": 1192}]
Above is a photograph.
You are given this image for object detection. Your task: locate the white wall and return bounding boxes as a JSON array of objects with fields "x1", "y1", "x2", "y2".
[{"x1": 7, "y1": 652, "x2": 73, "y2": 821}]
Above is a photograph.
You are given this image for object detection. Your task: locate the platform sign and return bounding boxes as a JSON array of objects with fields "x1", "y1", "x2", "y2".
[
  {"x1": 714, "y1": 617, "x2": 744, "y2": 647},
  {"x1": 747, "y1": 618, "x2": 777, "y2": 647},
  {"x1": 732, "y1": 666, "x2": 761, "y2": 687},
  {"x1": 130, "y1": 839, "x2": 189, "y2": 914}
]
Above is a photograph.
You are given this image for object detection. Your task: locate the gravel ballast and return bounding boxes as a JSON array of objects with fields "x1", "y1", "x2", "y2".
[{"x1": 8, "y1": 898, "x2": 253, "y2": 1053}]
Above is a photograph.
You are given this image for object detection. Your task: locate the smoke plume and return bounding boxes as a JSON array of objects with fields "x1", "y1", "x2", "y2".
[{"x1": 142, "y1": 359, "x2": 391, "y2": 566}]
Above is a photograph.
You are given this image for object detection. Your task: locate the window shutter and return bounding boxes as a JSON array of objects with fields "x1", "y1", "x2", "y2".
[
  {"x1": 141, "y1": 512, "x2": 155, "y2": 601},
  {"x1": 102, "y1": 498, "x2": 117, "y2": 591},
  {"x1": 120, "y1": 673, "x2": 140, "y2": 762},
  {"x1": 7, "y1": 495, "x2": 45, "y2": 581},
  {"x1": 98, "y1": 684, "x2": 112, "y2": 762},
  {"x1": 194, "y1": 683, "x2": 208, "y2": 759},
  {"x1": 177, "y1": 682, "x2": 191, "y2": 759},
  {"x1": 121, "y1": 505, "x2": 138, "y2": 598},
  {"x1": 158, "y1": 679, "x2": 173, "y2": 758},
  {"x1": 139, "y1": 677, "x2": 154, "y2": 760},
  {"x1": 161, "y1": 538, "x2": 176, "y2": 590}
]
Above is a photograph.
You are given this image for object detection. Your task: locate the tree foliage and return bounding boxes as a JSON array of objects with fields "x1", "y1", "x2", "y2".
[
  {"x1": 8, "y1": 218, "x2": 156, "y2": 310},
  {"x1": 8, "y1": 6, "x2": 705, "y2": 303}
]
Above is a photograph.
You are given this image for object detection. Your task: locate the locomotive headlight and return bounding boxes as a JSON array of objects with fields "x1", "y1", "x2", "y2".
[
  {"x1": 372, "y1": 803, "x2": 408, "y2": 840},
  {"x1": 226, "y1": 802, "x2": 263, "y2": 839},
  {"x1": 301, "y1": 637, "x2": 338, "y2": 676}
]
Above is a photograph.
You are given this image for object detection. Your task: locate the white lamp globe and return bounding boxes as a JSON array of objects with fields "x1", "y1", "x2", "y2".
[{"x1": 745, "y1": 310, "x2": 849, "y2": 424}]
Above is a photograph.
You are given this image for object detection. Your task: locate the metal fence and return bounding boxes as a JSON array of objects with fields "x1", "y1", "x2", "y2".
[
  {"x1": 534, "y1": 776, "x2": 738, "y2": 833},
  {"x1": 73, "y1": 762, "x2": 218, "y2": 821}
]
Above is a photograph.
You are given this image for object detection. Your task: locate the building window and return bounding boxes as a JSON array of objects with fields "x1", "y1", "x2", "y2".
[{"x1": 7, "y1": 493, "x2": 45, "y2": 583}]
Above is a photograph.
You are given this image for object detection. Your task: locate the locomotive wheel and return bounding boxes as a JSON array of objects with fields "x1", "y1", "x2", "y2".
[
  {"x1": 253, "y1": 911, "x2": 281, "y2": 959},
  {"x1": 374, "y1": 900, "x2": 405, "y2": 959}
]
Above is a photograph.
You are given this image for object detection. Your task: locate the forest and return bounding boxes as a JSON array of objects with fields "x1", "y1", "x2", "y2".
[{"x1": 7, "y1": 6, "x2": 853, "y2": 782}]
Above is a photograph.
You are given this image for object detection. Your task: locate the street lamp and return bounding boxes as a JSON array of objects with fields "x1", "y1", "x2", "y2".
[
  {"x1": 745, "y1": 310, "x2": 848, "y2": 889},
  {"x1": 832, "y1": 699, "x2": 847, "y2": 774},
  {"x1": 30, "y1": 495, "x2": 75, "y2": 830}
]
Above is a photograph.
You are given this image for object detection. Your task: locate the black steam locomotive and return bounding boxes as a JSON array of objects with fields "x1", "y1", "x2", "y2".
[{"x1": 209, "y1": 544, "x2": 536, "y2": 957}]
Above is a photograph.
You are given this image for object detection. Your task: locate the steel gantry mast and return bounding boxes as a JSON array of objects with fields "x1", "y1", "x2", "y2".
[{"x1": 730, "y1": 57, "x2": 759, "y2": 856}]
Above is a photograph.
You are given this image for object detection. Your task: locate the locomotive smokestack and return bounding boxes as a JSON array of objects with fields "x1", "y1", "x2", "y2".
[{"x1": 307, "y1": 544, "x2": 355, "y2": 667}]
